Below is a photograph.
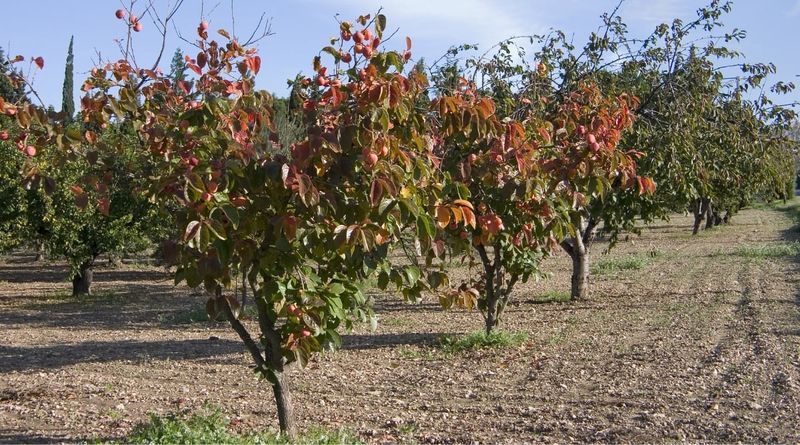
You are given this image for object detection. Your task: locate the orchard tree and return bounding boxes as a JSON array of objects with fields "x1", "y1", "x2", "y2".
[{"x1": 2, "y1": 11, "x2": 454, "y2": 437}]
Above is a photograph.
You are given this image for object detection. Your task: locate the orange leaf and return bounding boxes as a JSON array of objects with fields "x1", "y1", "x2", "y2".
[
  {"x1": 435, "y1": 206, "x2": 451, "y2": 229},
  {"x1": 453, "y1": 199, "x2": 473, "y2": 210}
]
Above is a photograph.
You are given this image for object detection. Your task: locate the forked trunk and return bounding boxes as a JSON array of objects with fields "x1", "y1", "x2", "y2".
[
  {"x1": 71, "y1": 260, "x2": 94, "y2": 296},
  {"x1": 220, "y1": 286, "x2": 297, "y2": 439}
]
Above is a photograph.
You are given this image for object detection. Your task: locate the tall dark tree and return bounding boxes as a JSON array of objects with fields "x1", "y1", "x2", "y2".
[
  {"x1": 0, "y1": 47, "x2": 25, "y2": 102},
  {"x1": 168, "y1": 48, "x2": 186, "y2": 92},
  {"x1": 61, "y1": 36, "x2": 75, "y2": 122}
]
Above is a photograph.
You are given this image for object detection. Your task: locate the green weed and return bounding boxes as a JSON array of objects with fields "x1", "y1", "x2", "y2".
[
  {"x1": 731, "y1": 242, "x2": 800, "y2": 258},
  {"x1": 127, "y1": 405, "x2": 360, "y2": 444},
  {"x1": 438, "y1": 330, "x2": 528, "y2": 353}
]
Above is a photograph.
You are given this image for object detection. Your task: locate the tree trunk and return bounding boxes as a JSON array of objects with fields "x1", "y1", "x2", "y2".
[
  {"x1": 271, "y1": 370, "x2": 296, "y2": 438},
  {"x1": 704, "y1": 199, "x2": 714, "y2": 230},
  {"x1": 240, "y1": 270, "x2": 248, "y2": 313},
  {"x1": 692, "y1": 198, "x2": 709, "y2": 235},
  {"x1": 569, "y1": 239, "x2": 589, "y2": 301},
  {"x1": 71, "y1": 260, "x2": 94, "y2": 296},
  {"x1": 34, "y1": 241, "x2": 45, "y2": 262},
  {"x1": 220, "y1": 288, "x2": 297, "y2": 439},
  {"x1": 476, "y1": 244, "x2": 498, "y2": 336}
]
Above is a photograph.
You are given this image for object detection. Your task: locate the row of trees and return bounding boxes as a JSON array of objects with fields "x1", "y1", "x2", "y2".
[{"x1": 0, "y1": 1, "x2": 796, "y2": 437}]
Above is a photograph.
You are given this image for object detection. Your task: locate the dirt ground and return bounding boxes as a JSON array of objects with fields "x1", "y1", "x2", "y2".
[{"x1": 1, "y1": 204, "x2": 799, "y2": 444}]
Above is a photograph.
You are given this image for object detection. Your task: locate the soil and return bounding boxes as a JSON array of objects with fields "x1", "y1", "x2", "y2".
[{"x1": 1, "y1": 205, "x2": 799, "y2": 444}]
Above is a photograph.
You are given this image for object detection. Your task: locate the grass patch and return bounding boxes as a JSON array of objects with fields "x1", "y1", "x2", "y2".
[
  {"x1": 126, "y1": 405, "x2": 359, "y2": 445},
  {"x1": 438, "y1": 330, "x2": 528, "y2": 353},
  {"x1": 731, "y1": 242, "x2": 800, "y2": 259},
  {"x1": 591, "y1": 249, "x2": 662, "y2": 275},
  {"x1": 532, "y1": 290, "x2": 571, "y2": 304}
]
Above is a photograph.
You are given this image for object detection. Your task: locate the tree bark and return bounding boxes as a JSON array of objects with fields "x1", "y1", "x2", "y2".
[
  {"x1": 561, "y1": 217, "x2": 590, "y2": 301},
  {"x1": 476, "y1": 244, "x2": 498, "y2": 336},
  {"x1": 34, "y1": 241, "x2": 45, "y2": 262},
  {"x1": 71, "y1": 259, "x2": 94, "y2": 296},
  {"x1": 704, "y1": 199, "x2": 714, "y2": 230},
  {"x1": 240, "y1": 269, "x2": 248, "y2": 313},
  {"x1": 271, "y1": 370, "x2": 296, "y2": 438},
  {"x1": 692, "y1": 198, "x2": 708, "y2": 235},
  {"x1": 569, "y1": 238, "x2": 589, "y2": 301}
]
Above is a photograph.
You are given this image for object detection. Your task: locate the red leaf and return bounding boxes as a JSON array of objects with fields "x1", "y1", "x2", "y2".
[
  {"x1": 246, "y1": 56, "x2": 261, "y2": 75},
  {"x1": 33, "y1": 57, "x2": 44, "y2": 69},
  {"x1": 369, "y1": 179, "x2": 383, "y2": 207},
  {"x1": 97, "y1": 198, "x2": 110, "y2": 216},
  {"x1": 75, "y1": 193, "x2": 89, "y2": 209}
]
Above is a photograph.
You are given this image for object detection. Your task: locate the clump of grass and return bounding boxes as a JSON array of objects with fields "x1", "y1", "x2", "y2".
[
  {"x1": 439, "y1": 330, "x2": 528, "y2": 353},
  {"x1": 127, "y1": 405, "x2": 360, "y2": 444},
  {"x1": 732, "y1": 242, "x2": 800, "y2": 258},
  {"x1": 591, "y1": 249, "x2": 662, "y2": 275},
  {"x1": 533, "y1": 290, "x2": 571, "y2": 304}
]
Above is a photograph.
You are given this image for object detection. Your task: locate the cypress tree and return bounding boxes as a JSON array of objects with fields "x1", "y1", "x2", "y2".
[
  {"x1": 61, "y1": 36, "x2": 75, "y2": 122},
  {"x1": 169, "y1": 48, "x2": 186, "y2": 92}
]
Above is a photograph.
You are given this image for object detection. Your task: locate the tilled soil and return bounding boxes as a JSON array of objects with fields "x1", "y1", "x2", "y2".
[{"x1": 1, "y1": 206, "x2": 799, "y2": 443}]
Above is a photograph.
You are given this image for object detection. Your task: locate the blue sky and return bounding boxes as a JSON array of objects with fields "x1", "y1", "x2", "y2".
[{"x1": 1, "y1": 1, "x2": 798, "y2": 108}]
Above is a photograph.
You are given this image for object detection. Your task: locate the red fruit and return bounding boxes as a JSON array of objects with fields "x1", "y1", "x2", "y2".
[
  {"x1": 316, "y1": 75, "x2": 328, "y2": 87},
  {"x1": 133, "y1": 22, "x2": 143, "y2": 32},
  {"x1": 586, "y1": 133, "x2": 597, "y2": 144},
  {"x1": 24, "y1": 146, "x2": 37, "y2": 157},
  {"x1": 0, "y1": 131, "x2": 9, "y2": 141},
  {"x1": 362, "y1": 46, "x2": 373, "y2": 59},
  {"x1": 115, "y1": 9, "x2": 125, "y2": 19},
  {"x1": 287, "y1": 304, "x2": 302, "y2": 317},
  {"x1": 302, "y1": 99, "x2": 315, "y2": 112},
  {"x1": 341, "y1": 30, "x2": 352, "y2": 41},
  {"x1": 353, "y1": 31, "x2": 364, "y2": 44},
  {"x1": 200, "y1": 20, "x2": 209, "y2": 30},
  {"x1": 340, "y1": 53, "x2": 352, "y2": 63},
  {"x1": 379, "y1": 144, "x2": 389, "y2": 157},
  {"x1": 365, "y1": 152, "x2": 378, "y2": 167},
  {"x1": 468, "y1": 153, "x2": 478, "y2": 164},
  {"x1": 590, "y1": 142, "x2": 601, "y2": 152},
  {"x1": 207, "y1": 181, "x2": 219, "y2": 193},
  {"x1": 371, "y1": 37, "x2": 380, "y2": 49},
  {"x1": 300, "y1": 328, "x2": 312, "y2": 337},
  {"x1": 459, "y1": 231, "x2": 469, "y2": 240},
  {"x1": 575, "y1": 125, "x2": 586, "y2": 136},
  {"x1": 130, "y1": 15, "x2": 138, "y2": 23},
  {"x1": 188, "y1": 157, "x2": 199, "y2": 167},
  {"x1": 200, "y1": 192, "x2": 212, "y2": 202},
  {"x1": 363, "y1": 29, "x2": 372, "y2": 41},
  {"x1": 354, "y1": 43, "x2": 364, "y2": 54}
]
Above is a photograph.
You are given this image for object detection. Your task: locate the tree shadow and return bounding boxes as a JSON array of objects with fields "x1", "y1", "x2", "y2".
[
  {"x1": 0, "y1": 431, "x2": 77, "y2": 445},
  {"x1": 0, "y1": 338, "x2": 245, "y2": 373},
  {"x1": 341, "y1": 332, "x2": 450, "y2": 350}
]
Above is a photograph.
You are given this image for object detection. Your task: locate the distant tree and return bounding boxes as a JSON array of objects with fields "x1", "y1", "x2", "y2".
[
  {"x1": 61, "y1": 36, "x2": 75, "y2": 122},
  {"x1": 0, "y1": 47, "x2": 25, "y2": 102},
  {"x1": 168, "y1": 48, "x2": 186, "y2": 92}
]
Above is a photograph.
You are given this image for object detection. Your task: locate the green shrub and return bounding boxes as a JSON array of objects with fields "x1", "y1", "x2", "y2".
[{"x1": 732, "y1": 242, "x2": 800, "y2": 258}]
